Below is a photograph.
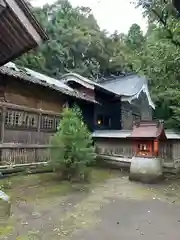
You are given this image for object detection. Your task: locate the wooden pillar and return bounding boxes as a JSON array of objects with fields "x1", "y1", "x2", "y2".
[
  {"x1": 154, "y1": 139, "x2": 159, "y2": 157},
  {"x1": 133, "y1": 140, "x2": 137, "y2": 156},
  {"x1": 35, "y1": 112, "x2": 42, "y2": 162},
  {"x1": 37, "y1": 113, "x2": 41, "y2": 133},
  {"x1": 1, "y1": 106, "x2": 6, "y2": 144},
  {"x1": 0, "y1": 106, "x2": 5, "y2": 163}
]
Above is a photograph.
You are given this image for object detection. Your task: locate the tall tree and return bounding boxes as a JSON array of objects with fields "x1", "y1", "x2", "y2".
[
  {"x1": 16, "y1": 0, "x2": 131, "y2": 79},
  {"x1": 130, "y1": 0, "x2": 180, "y2": 128},
  {"x1": 17, "y1": 0, "x2": 180, "y2": 128}
]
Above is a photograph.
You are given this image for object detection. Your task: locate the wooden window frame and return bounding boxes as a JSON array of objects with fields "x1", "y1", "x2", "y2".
[
  {"x1": 40, "y1": 114, "x2": 60, "y2": 132},
  {"x1": 5, "y1": 108, "x2": 39, "y2": 130}
]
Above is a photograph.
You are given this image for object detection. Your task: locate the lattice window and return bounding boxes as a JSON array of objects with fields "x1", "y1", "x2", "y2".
[
  {"x1": 41, "y1": 115, "x2": 60, "y2": 131},
  {"x1": 5, "y1": 109, "x2": 38, "y2": 129}
]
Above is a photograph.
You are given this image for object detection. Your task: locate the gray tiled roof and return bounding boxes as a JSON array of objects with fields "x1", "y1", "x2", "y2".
[
  {"x1": 100, "y1": 74, "x2": 147, "y2": 97},
  {"x1": 0, "y1": 63, "x2": 98, "y2": 104},
  {"x1": 92, "y1": 130, "x2": 180, "y2": 140}
]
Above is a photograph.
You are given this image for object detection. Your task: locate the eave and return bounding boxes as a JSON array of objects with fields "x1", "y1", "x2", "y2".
[
  {"x1": 121, "y1": 82, "x2": 155, "y2": 109},
  {"x1": 0, "y1": 0, "x2": 48, "y2": 66},
  {"x1": 0, "y1": 63, "x2": 99, "y2": 105},
  {"x1": 61, "y1": 73, "x2": 117, "y2": 97}
]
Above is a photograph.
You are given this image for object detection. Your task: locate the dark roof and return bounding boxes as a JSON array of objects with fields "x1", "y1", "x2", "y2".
[
  {"x1": 128, "y1": 121, "x2": 166, "y2": 139},
  {"x1": 100, "y1": 74, "x2": 146, "y2": 97},
  {"x1": 100, "y1": 74, "x2": 155, "y2": 108},
  {"x1": 0, "y1": 63, "x2": 98, "y2": 104},
  {"x1": 0, "y1": 0, "x2": 48, "y2": 66},
  {"x1": 61, "y1": 73, "x2": 116, "y2": 97}
]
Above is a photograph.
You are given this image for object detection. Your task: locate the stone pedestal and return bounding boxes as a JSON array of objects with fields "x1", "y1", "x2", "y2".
[{"x1": 129, "y1": 157, "x2": 163, "y2": 183}]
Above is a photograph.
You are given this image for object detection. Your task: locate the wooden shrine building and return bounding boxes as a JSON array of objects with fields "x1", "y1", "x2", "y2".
[
  {"x1": 0, "y1": 62, "x2": 158, "y2": 166},
  {"x1": 0, "y1": 1, "x2": 180, "y2": 171},
  {"x1": 128, "y1": 121, "x2": 167, "y2": 158},
  {"x1": 128, "y1": 121, "x2": 167, "y2": 183},
  {"x1": 0, "y1": 62, "x2": 179, "y2": 170}
]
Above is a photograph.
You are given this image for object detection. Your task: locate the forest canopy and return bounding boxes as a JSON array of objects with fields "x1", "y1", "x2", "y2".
[{"x1": 16, "y1": 0, "x2": 180, "y2": 129}]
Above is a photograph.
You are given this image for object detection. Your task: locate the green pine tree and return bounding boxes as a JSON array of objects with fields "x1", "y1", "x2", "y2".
[{"x1": 50, "y1": 106, "x2": 96, "y2": 182}]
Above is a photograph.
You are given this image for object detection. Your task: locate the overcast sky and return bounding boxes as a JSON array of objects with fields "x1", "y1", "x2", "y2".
[{"x1": 31, "y1": 0, "x2": 147, "y2": 34}]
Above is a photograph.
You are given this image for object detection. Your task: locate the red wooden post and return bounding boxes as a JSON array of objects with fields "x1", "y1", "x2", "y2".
[{"x1": 154, "y1": 139, "x2": 159, "y2": 157}]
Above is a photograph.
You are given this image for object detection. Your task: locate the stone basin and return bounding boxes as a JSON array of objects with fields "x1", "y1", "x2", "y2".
[{"x1": 129, "y1": 157, "x2": 163, "y2": 183}]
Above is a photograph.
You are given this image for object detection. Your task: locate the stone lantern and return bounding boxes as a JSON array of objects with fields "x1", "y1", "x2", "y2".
[{"x1": 128, "y1": 120, "x2": 166, "y2": 183}]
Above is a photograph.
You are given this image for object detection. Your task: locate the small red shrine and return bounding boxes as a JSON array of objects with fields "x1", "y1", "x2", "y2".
[{"x1": 128, "y1": 121, "x2": 167, "y2": 158}]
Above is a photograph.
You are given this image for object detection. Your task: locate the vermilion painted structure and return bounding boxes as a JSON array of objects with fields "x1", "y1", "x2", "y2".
[{"x1": 128, "y1": 121, "x2": 167, "y2": 158}]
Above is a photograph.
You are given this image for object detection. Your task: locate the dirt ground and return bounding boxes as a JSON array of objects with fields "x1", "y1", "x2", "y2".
[{"x1": 1, "y1": 169, "x2": 180, "y2": 240}]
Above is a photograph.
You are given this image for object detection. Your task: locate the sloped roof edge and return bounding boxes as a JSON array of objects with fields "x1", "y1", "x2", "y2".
[
  {"x1": 60, "y1": 73, "x2": 109, "y2": 92},
  {"x1": 0, "y1": 63, "x2": 98, "y2": 104},
  {"x1": 122, "y1": 82, "x2": 155, "y2": 109},
  {"x1": 14, "y1": 0, "x2": 48, "y2": 41},
  {"x1": 0, "y1": 0, "x2": 48, "y2": 66},
  {"x1": 61, "y1": 73, "x2": 96, "y2": 90}
]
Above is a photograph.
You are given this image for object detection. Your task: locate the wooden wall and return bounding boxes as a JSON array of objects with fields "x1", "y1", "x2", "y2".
[
  {"x1": 0, "y1": 74, "x2": 70, "y2": 165},
  {"x1": 95, "y1": 137, "x2": 180, "y2": 168},
  {"x1": 3, "y1": 76, "x2": 65, "y2": 112},
  {"x1": 74, "y1": 86, "x2": 95, "y2": 102},
  {"x1": 0, "y1": 75, "x2": 69, "y2": 144},
  {"x1": 95, "y1": 138, "x2": 134, "y2": 158},
  {"x1": 159, "y1": 140, "x2": 180, "y2": 167}
]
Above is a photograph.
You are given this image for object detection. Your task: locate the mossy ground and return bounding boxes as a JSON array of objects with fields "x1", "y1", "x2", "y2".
[
  {"x1": 0, "y1": 168, "x2": 180, "y2": 239},
  {"x1": 0, "y1": 168, "x2": 120, "y2": 239}
]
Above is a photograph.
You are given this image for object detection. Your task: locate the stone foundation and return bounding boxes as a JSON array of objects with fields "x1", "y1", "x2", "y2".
[{"x1": 129, "y1": 157, "x2": 163, "y2": 183}]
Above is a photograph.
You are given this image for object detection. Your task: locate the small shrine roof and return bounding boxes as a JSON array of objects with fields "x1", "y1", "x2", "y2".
[{"x1": 128, "y1": 121, "x2": 166, "y2": 139}]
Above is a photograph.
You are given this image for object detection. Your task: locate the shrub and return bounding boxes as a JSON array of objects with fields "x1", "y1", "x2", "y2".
[{"x1": 50, "y1": 106, "x2": 96, "y2": 182}]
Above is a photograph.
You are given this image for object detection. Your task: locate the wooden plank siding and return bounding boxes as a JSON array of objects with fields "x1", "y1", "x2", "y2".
[
  {"x1": 0, "y1": 103, "x2": 59, "y2": 166},
  {"x1": 0, "y1": 144, "x2": 51, "y2": 166},
  {"x1": 0, "y1": 74, "x2": 68, "y2": 165},
  {"x1": 95, "y1": 138, "x2": 134, "y2": 159},
  {"x1": 4, "y1": 76, "x2": 65, "y2": 112}
]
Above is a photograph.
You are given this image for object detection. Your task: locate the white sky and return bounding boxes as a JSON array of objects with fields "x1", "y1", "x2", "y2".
[{"x1": 31, "y1": 0, "x2": 147, "y2": 34}]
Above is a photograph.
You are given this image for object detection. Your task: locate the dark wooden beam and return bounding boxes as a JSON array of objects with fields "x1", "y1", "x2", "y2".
[
  {"x1": 0, "y1": 0, "x2": 6, "y2": 14},
  {"x1": 0, "y1": 0, "x2": 47, "y2": 66}
]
